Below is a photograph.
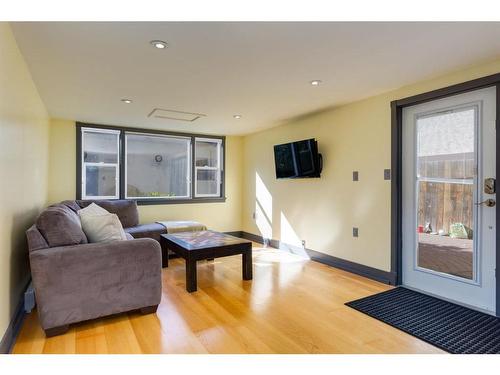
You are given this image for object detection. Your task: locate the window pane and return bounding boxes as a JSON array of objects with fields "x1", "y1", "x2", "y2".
[
  {"x1": 83, "y1": 131, "x2": 118, "y2": 163},
  {"x1": 126, "y1": 134, "x2": 189, "y2": 198},
  {"x1": 196, "y1": 140, "x2": 219, "y2": 167},
  {"x1": 196, "y1": 169, "x2": 218, "y2": 196},
  {"x1": 417, "y1": 108, "x2": 475, "y2": 179},
  {"x1": 416, "y1": 107, "x2": 476, "y2": 280},
  {"x1": 417, "y1": 181, "x2": 474, "y2": 279},
  {"x1": 85, "y1": 165, "x2": 117, "y2": 197}
]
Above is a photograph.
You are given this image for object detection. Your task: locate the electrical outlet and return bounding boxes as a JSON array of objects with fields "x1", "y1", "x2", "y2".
[
  {"x1": 353, "y1": 171, "x2": 359, "y2": 181},
  {"x1": 301, "y1": 240, "x2": 306, "y2": 248},
  {"x1": 353, "y1": 227, "x2": 359, "y2": 237}
]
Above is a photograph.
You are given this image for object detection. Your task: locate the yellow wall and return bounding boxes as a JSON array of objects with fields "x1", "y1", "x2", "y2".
[
  {"x1": 47, "y1": 119, "x2": 244, "y2": 232},
  {"x1": 242, "y1": 58, "x2": 500, "y2": 272},
  {"x1": 48, "y1": 119, "x2": 76, "y2": 204},
  {"x1": 0, "y1": 23, "x2": 49, "y2": 337}
]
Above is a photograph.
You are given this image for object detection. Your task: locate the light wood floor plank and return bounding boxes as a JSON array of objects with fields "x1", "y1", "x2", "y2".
[
  {"x1": 42, "y1": 328, "x2": 76, "y2": 354},
  {"x1": 75, "y1": 320, "x2": 108, "y2": 354},
  {"x1": 102, "y1": 315, "x2": 142, "y2": 354},
  {"x1": 12, "y1": 244, "x2": 443, "y2": 354},
  {"x1": 11, "y1": 313, "x2": 45, "y2": 354}
]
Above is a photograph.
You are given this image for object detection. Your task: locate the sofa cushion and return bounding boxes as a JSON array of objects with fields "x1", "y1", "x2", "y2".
[
  {"x1": 60, "y1": 200, "x2": 83, "y2": 213},
  {"x1": 78, "y1": 202, "x2": 109, "y2": 216},
  {"x1": 79, "y1": 212, "x2": 128, "y2": 243},
  {"x1": 124, "y1": 223, "x2": 167, "y2": 242},
  {"x1": 26, "y1": 224, "x2": 49, "y2": 252},
  {"x1": 77, "y1": 200, "x2": 139, "y2": 228},
  {"x1": 36, "y1": 205, "x2": 88, "y2": 247}
]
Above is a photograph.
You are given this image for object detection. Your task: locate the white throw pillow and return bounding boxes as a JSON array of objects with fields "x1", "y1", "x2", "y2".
[{"x1": 78, "y1": 203, "x2": 127, "y2": 243}]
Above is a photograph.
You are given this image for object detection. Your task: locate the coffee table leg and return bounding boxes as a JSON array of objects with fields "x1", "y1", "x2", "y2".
[
  {"x1": 160, "y1": 241, "x2": 169, "y2": 268},
  {"x1": 186, "y1": 259, "x2": 197, "y2": 292},
  {"x1": 162, "y1": 248, "x2": 169, "y2": 268},
  {"x1": 242, "y1": 250, "x2": 252, "y2": 280}
]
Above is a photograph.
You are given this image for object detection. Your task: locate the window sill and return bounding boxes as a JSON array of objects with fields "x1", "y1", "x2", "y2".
[{"x1": 136, "y1": 197, "x2": 227, "y2": 206}]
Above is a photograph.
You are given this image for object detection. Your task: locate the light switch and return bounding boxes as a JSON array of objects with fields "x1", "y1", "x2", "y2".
[{"x1": 384, "y1": 169, "x2": 391, "y2": 180}]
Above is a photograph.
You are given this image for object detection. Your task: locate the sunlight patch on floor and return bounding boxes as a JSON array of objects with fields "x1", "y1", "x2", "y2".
[{"x1": 253, "y1": 246, "x2": 308, "y2": 265}]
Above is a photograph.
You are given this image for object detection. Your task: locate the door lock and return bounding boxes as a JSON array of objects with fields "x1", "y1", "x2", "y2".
[
  {"x1": 475, "y1": 199, "x2": 496, "y2": 207},
  {"x1": 484, "y1": 178, "x2": 496, "y2": 194}
]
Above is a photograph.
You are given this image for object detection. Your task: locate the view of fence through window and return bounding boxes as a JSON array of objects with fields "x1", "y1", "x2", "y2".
[{"x1": 416, "y1": 107, "x2": 476, "y2": 280}]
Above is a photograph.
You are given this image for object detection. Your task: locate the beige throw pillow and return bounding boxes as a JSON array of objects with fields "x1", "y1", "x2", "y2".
[
  {"x1": 78, "y1": 203, "x2": 128, "y2": 243},
  {"x1": 78, "y1": 202, "x2": 109, "y2": 216}
]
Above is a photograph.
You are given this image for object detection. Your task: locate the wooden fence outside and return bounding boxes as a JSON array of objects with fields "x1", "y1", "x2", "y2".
[{"x1": 417, "y1": 156, "x2": 475, "y2": 235}]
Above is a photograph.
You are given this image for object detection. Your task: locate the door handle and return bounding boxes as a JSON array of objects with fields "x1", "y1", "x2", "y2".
[{"x1": 475, "y1": 199, "x2": 496, "y2": 207}]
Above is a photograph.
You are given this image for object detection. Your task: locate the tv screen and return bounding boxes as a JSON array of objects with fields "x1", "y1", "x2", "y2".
[
  {"x1": 274, "y1": 143, "x2": 296, "y2": 178},
  {"x1": 273, "y1": 138, "x2": 322, "y2": 179}
]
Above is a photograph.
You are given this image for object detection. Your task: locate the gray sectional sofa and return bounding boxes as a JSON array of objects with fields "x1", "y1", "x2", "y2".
[
  {"x1": 76, "y1": 200, "x2": 171, "y2": 267},
  {"x1": 26, "y1": 199, "x2": 168, "y2": 337}
]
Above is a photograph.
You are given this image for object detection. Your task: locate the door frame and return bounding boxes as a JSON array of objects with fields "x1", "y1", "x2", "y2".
[{"x1": 390, "y1": 72, "x2": 500, "y2": 316}]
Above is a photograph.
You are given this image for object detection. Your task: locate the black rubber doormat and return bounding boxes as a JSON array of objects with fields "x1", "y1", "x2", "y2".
[{"x1": 345, "y1": 287, "x2": 500, "y2": 354}]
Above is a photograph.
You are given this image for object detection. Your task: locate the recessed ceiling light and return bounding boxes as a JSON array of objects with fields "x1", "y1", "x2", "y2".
[
  {"x1": 310, "y1": 80, "x2": 322, "y2": 86},
  {"x1": 233, "y1": 115, "x2": 242, "y2": 119},
  {"x1": 150, "y1": 40, "x2": 168, "y2": 49},
  {"x1": 121, "y1": 99, "x2": 133, "y2": 104}
]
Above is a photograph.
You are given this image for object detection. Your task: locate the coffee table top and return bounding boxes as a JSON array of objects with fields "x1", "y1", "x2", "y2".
[{"x1": 161, "y1": 230, "x2": 251, "y2": 251}]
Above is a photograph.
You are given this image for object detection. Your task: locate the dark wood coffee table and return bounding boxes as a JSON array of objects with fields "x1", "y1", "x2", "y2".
[{"x1": 160, "y1": 231, "x2": 252, "y2": 292}]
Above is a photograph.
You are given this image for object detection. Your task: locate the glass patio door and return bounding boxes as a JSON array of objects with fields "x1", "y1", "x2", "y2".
[{"x1": 402, "y1": 86, "x2": 496, "y2": 315}]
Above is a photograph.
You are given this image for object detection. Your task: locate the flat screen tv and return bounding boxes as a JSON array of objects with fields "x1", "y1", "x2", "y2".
[{"x1": 273, "y1": 138, "x2": 322, "y2": 179}]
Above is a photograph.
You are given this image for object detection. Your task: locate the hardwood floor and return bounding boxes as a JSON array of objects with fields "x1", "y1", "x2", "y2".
[{"x1": 12, "y1": 244, "x2": 442, "y2": 354}]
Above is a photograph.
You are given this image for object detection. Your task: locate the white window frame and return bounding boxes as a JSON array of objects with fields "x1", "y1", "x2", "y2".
[
  {"x1": 81, "y1": 127, "x2": 120, "y2": 200},
  {"x1": 194, "y1": 137, "x2": 223, "y2": 198},
  {"x1": 124, "y1": 132, "x2": 192, "y2": 200}
]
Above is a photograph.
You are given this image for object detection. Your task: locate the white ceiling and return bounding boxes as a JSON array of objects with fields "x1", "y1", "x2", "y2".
[{"x1": 11, "y1": 22, "x2": 500, "y2": 135}]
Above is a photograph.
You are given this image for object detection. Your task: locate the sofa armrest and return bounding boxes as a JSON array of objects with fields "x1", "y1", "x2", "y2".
[{"x1": 30, "y1": 238, "x2": 162, "y2": 329}]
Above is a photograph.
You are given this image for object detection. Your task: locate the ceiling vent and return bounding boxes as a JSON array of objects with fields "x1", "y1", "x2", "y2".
[{"x1": 147, "y1": 108, "x2": 206, "y2": 122}]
